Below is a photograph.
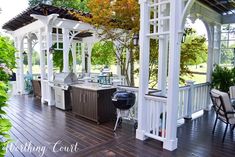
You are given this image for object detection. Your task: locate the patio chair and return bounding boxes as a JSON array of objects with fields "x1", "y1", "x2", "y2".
[
  {"x1": 210, "y1": 89, "x2": 235, "y2": 142},
  {"x1": 229, "y1": 86, "x2": 235, "y2": 108}
]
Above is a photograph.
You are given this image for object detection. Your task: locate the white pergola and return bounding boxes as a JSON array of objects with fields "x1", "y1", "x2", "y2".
[
  {"x1": 3, "y1": 4, "x2": 102, "y2": 105},
  {"x1": 137, "y1": 0, "x2": 235, "y2": 151}
]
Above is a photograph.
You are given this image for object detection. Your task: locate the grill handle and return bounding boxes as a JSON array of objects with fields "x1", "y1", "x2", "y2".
[{"x1": 112, "y1": 98, "x2": 117, "y2": 102}]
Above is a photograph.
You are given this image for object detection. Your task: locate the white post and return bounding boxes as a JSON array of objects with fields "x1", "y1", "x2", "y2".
[
  {"x1": 46, "y1": 25, "x2": 55, "y2": 106},
  {"x1": 206, "y1": 24, "x2": 214, "y2": 83},
  {"x1": 158, "y1": 35, "x2": 168, "y2": 95},
  {"x1": 18, "y1": 36, "x2": 25, "y2": 94},
  {"x1": 39, "y1": 28, "x2": 46, "y2": 103},
  {"x1": 185, "y1": 80, "x2": 195, "y2": 119},
  {"x1": 81, "y1": 42, "x2": 86, "y2": 74},
  {"x1": 72, "y1": 42, "x2": 77, "y2": 74},
  {"x1": 115, "y1": 42, "x2": 122, "y2": 78},
  {"x1": 126, "y1": 48, "x2": 131, "y2": 81},
  {"x1": 27, "y1": 36, "x2": 33, "y2": 75},
  {"x1": 87, "y1": 42, "x2": 92, "y2": 74},
  {"x1": 63, "y1": 28, "x2": 70, "y2": 73},
  {"x1": 163, "y1": 0, "x2": 182, "y2": 151},
  {"x1": 213, "y1": 25, "x2": 221, "y2": 65},
  {"x1": 136, "y1": 0, "x2": 150, "y2": 141},
  {"x1": 14, "y1": 36, "x2": 21, "y2": 94},
  {"x1": 157, "y1": 2, "x2": 169, "y2": 95}
]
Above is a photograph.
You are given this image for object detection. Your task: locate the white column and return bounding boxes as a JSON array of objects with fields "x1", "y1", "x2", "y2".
[
  {"x1": 18, "y1": 37, "x2": 25, "y2": 94},
  {"x1": 126, "y1": 49, "x2": 131, "y2": 80},
  {"x1": 163, "y1": 0, "x2": 182, "y2": 151},
  {"x1": 62, "y1": 28, "x2": 70, "y2": 73},
  {"x1": 39, "y1": 28, "x2": 46, "y2": 103},
  {"x1": 87, "y1": 42, "x2": 92, "y2": 74},
  {"x1": 72, "y1": 42, "x2": 77, "y2": 74},
  {"x1": 46, "y1": 25, "x2": 55, "y2": 106},
  {"x1": 115, "y1": 42, "x2": 122, "y2": 77},
  {"x1": 14, "y1": 37, "x2": 21, "y2": 94},
  {"x1": 27, "y1": 37, "x2": 33, "y2": 75},
  {"x1": 206, "y1": 24, "x2": 214, "y2": 82},
  {"x1": 157, "y1": 35, "x2": 168, "y2": 95},
  {"x1": 136, "y1": 0, "x2": 150, "y2": 141},
  {"x1": 81, "y1": 42, "x2": 86, "y2": 73},
  {"x1": 213, "y1": 25, "x2": 221, "y2": 65}
]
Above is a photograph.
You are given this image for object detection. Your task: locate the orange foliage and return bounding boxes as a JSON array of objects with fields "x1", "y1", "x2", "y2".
[{"x1": 70, "y1": 0, "x2": 140, "y2": 35}]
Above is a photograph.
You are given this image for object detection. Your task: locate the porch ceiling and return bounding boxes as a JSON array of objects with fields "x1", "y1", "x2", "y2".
[
  {"x1": 2, "y1": 3, "x2": 91, "y2": 31},
  {"x1": 198, "y1": 0, "x2": 235, "y2": 15}
]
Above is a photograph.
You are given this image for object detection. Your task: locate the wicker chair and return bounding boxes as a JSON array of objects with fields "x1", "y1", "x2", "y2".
[{"x1": 210, "y1": 89, "x2": 235, "y2": 142}]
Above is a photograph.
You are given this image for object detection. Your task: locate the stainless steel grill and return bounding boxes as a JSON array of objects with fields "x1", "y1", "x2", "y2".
[{"x1": 52, "y1": 72, "x2": 78, "y2": 110}]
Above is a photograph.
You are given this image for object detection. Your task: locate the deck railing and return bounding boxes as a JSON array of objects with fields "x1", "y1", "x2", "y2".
[
  {"x1": 144, "y1": 95, "x2": 167, "y2": 141},
  {"x1": 117, "y1": 81, "x2": 210, "y2": 123},
  {"x1": 179, "y1": 81, "x2": 210, "y2": 119}
]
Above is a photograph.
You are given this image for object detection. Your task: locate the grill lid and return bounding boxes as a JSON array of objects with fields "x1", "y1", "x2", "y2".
[{"x1": 53, "y1": 72, "x2": 78, "y2": 85}]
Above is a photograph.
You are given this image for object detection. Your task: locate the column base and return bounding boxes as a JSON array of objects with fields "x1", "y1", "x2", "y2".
[
  {"x1": 163, "y1": 138, "x2": 178, "y2": 151},
  {"x1": 48, "y1": 100, "x2": 55, "y2": 106},
  {"x1": 136, "y1": 129, "x2": 148, "y2": 141}
]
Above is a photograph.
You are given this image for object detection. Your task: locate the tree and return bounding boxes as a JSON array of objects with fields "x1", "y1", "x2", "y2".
[
  {"x1": 134, "y1": 28, "x2": 208, "y2": 88},
  {"x1": 28, "y1": 0, "x2": 90, "y2": 12},
  {"x1": 91, "y1": 41, "x2": 116, "y2": 66},
  {"x1": 180, "y1": 28, "x2": 207, "y2": 75},
  {"x1": 71, "y1": 0, "x2": 139, "y2": 86},
  {"x1": 52, "y1": 44, "x2": 73, "y2": 72},
  {"x1": 0, "y1": 35, "x2": 16, "y2": 156}
]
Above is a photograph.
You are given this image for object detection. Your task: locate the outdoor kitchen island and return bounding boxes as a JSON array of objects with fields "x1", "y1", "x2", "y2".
[{"x1": 70, "y1": 83, "x2": 116, "y2": 124}]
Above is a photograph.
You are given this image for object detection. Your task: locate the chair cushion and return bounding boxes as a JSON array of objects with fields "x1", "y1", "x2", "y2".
[
  {"x1": 211, "y1": 89, "x2": 235, "y2": 119},
  {"x1": 229, "y1": 117, "x2": 235, "y2": 124},
  {"x1": 229, "y1": 86, "x2": 235, "y2": 99}
]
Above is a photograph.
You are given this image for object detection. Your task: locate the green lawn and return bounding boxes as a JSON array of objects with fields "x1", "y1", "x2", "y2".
[{"x1": 24, "y1": 63, "x2": 208, "y2": 86}]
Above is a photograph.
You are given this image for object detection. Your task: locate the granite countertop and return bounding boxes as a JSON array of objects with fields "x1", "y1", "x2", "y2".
[{"x1": 71, "y1": 83, "x2": 116, "y2": 91}]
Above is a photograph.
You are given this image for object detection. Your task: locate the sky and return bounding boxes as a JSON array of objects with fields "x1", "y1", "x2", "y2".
[
  {"x1": 0, "y1": 0, "x2": 207, "y2": 37},
  {"x1": 0, "y1": 0, "x2": 29, "y2": 34}
]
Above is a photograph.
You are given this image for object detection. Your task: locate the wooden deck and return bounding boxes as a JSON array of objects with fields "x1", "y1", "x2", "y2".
[{"x1": 4, "y1": 95, "x2": 235, "y2": 157}]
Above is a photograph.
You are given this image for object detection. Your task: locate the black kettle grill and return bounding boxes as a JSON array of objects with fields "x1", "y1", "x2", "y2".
[
  {"x1": 112, "y1": 91, "x2": 136, "y2": 110},
  {"x1": 112, "y1": 91, "x2": 137, "y2": 131}
]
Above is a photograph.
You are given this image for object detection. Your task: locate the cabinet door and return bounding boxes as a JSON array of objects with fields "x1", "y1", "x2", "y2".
[{"x1": 83, "y1": 90, "x2": 98, "y2": 122}]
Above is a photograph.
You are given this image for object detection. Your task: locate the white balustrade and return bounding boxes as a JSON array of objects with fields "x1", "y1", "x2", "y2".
[
  {"x1": 192, "y1": 83, "x2": 210, "y2": 113},
  {"x1": 144, "y1": 95, "x2": 167, "y2": 141},
  {"x1": 178, "y1": 86, "x2": 190, "y2": 119},
  {"x1": 179, "y1": 82, "x2": 210, "y2": 119}
]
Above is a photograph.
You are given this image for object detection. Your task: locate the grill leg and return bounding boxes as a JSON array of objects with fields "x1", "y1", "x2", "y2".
[{"x1": 114, "y1": 109, "x2": 121, "y2": 132}]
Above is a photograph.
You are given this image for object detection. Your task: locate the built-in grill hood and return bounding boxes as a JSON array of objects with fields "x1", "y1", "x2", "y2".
[
  {"x1": 52, "y1": 72, "x2": 78, "y2": 90},
  {"x1": 53, "y1": 72, "x2": 78, "y2": 85}
]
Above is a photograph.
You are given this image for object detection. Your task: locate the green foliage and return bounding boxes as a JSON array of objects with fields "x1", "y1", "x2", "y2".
[
  {"x1": 180, "y1": 28, "x2": 207, "y2": 80},
  {"x1": 28, "y1": 0, "x2": 90, "y2": 12},
  {"x1": 0, "y1": 35, "x2": 16, "y2": 156},
  {"x1": 91, "y1": 41, "x2": 116, "y2": 66},
  {"x1": 211, "y1": 65, "x2": 235, "y2": 92},
  {"x1": 52, "y1": 44, "x2": 73, "y2": 72}
]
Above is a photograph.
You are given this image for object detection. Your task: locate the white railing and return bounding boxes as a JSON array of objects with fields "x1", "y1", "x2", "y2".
[
  {"x1": 192, "y1": 83, "x2": 210, "y2": 113},
  {"x1": 116, "y1": 82, "x2": 210, "y2": 132},
  {"x1": 178, "y1": 86, "x2": 190, "y2": 119},
  {"x1": 179, "y1": 82, "x2": 210, "y2": 119},
  {"x1": 116, "y1": 86, "x2": 139, "y2": 120},
  {"x1": 144, "y1": 95, "x2": 167, "y2": 141}
]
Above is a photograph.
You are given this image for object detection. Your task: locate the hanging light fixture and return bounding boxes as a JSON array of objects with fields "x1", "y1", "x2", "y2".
[
  {"x1": 22, "y1": 51, "x2": 27, "y2": 55},
  {"x1": 133, "y1": 33, "x2": 139, "y2": 46}
]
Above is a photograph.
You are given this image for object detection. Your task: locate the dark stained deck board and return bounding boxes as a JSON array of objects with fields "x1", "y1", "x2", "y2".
[{"x1": 4, "y1": 95, "x2": 235, "y2": 157}]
